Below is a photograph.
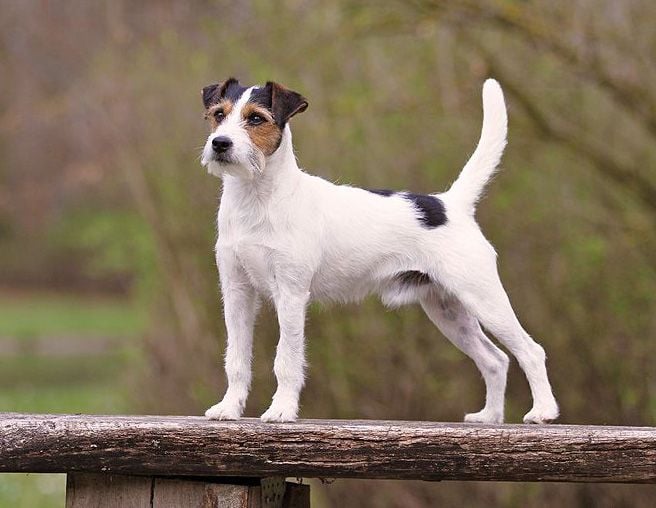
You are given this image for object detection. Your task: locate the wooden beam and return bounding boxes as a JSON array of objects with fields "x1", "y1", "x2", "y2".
[{"x1": 1, "y1": 413, "x2": 655, "y2": 483}]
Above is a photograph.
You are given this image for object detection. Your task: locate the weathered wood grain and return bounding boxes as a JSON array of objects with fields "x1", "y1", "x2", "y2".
[
  {"x1": 66, "y1": 474, "x2": 152, "y2": 508},
  {"x1": 1, "y1": 413, "x2": 655, "y2": 483},
  {"x1": 65, "y1": 474, "x2": 276, "y2": 508},
  {"x1": 151, "y1": 478, "x2": 259, "y2": 508}
]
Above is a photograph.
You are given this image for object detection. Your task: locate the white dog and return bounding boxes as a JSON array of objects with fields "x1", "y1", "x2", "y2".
[{"x1": 200, "y1": 78, "x2": 559, "y2": 424}]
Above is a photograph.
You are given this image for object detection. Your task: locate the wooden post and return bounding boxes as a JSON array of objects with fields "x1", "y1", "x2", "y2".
[{"x1": 65, "y1": 473, "x2": 310, "y2": 508}]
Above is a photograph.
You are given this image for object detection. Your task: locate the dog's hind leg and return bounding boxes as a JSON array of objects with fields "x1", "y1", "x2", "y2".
[
  {"x1": 420, "y1": 289, "x2": 509, "y2": 423},
  {"x1": 443, "y1": 255, "x2": 559, "y2": 423}
]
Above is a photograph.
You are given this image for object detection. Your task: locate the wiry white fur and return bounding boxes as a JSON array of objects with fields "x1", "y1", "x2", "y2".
[
  {"x1": 202, "y1": 79, "x2": 559, "y2": 424},
  {"x1": 448, "y1": 79, "x2": 508, "y2": 215}
]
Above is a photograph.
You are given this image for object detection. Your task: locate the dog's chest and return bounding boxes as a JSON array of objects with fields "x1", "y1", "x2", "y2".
[
  {"x1": 220, "y1": 225, "x2": 277, "y2": 287},
  {"x1": 237, "y1": 243, "x2": 278, "y2": 294},
  {"x1": 217, "y1": 206, "x2": 312, "y2": 296}
]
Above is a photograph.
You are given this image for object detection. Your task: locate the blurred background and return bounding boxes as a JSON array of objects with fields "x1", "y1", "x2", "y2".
[{"x1": 0, "y1": 0, "x2": 655, "y2": 506}]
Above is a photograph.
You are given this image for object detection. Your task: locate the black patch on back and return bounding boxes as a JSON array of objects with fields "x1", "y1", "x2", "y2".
[
  {"x1": 396, "y1": 271, "x2": 432, "y2": 286},
  {"x1": 366, "y1": 188, "x2": 447, "y2": 228},
  {"x1": 403, "y1": 193, "x2": 447, "y2": 228},
  {"x1": 367, "y1": 188, "x2": 395, "y2": 197}
]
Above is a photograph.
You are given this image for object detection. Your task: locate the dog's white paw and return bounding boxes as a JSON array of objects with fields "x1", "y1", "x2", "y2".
[
  {"x1": 260, "y1": 402, "x2": 298, "y2": 423},
  {"x1": 205, "y1": 400, "x2": 242, "y2": 421},
  {"x1": 523, "y1": 404, "x2": 559, "y2": 424},
  {"x1": 464, "y1": 409, "x2": 503, "y2": 424}
]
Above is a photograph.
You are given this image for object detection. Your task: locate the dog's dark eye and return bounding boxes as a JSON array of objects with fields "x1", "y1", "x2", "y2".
[
  {"x1": 248, "y1": 113, "x2": 265, "y2": 126},
  {"x1": 214, "y1": 110, "x2": 225, "y2": 122}
]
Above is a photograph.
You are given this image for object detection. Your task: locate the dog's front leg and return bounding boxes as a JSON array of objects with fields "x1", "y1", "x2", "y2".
[
  {"x1": 205, "y1": 248, "x2": 259, "y2": 420},
  {"x1": 261, "y1": 286, "x2": 310, "y2": 422}
]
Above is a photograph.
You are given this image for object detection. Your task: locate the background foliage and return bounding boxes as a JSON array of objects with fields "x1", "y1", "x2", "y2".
[{"x1": 0, "y1": 1, "x2": 655, "y2": 506}]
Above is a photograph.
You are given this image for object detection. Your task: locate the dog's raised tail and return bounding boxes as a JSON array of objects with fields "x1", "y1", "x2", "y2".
[{"x1": 446, "y1": 79, "x2": 507, "y2": 215}]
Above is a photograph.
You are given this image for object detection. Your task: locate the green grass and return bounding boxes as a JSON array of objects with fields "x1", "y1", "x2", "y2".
[
  {"x1": 0, "y1": 290, "x2": 144, "y2": 507},
  {"x1": 0, "y1": 291, "x2": 146, "y2": 339},
  {"x1": 0, "y1": 382, "x2": 130, "y2": 414},
  {"x1": 0, "y1": 354, "x2": 125, "y2": 387},
  {"x1": 0, "y1": 474, "x2": 65, "y2": 508}
]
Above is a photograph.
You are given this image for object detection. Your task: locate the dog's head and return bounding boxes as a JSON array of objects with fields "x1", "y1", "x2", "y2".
[{"x1": 200, "y1": 78, "x2": 308, "y2": 178}]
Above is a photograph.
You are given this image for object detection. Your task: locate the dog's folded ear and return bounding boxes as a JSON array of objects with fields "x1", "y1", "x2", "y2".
[
  {"x1": 202, "y1": 78, "x2": 239, "y2": 109},
  {"x1": 265, "y1": 81, "x2": 308, "y2": 126}
]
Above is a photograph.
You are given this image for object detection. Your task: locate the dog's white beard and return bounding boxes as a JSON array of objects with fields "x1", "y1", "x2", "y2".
[
  {"x1": 206, "y1": 151, "x2": 265, "y2": 180},
  {"x1": 206, "y1": 161, "x2": 225, "y2": 178},
  {"x1": 247, "y1": 149, "x2": 265, "y2": 175}
]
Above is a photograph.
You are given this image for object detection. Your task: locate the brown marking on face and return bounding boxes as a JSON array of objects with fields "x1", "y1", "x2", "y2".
[
  {"x1": 205, "y1": 100, "x2": 234, "y2": 129},
  {"x1": 241, "y1": 102, "x2": 282, "y2": 156}
]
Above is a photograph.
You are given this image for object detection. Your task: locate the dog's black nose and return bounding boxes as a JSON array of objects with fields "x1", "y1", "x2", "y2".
[{"x1": 212, "y1": 136, "x2": 233, "y2": 153}]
